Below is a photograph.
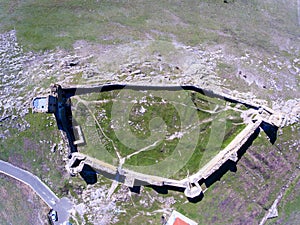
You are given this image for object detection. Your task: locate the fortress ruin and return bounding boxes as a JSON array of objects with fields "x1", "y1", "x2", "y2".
[{"x1": 32, "y1": 84, "x2": 285, "y2": 199}]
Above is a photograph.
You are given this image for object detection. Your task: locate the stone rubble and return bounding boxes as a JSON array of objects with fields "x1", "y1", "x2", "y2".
[
  {"x1": 73, "y1": 183, "x2": 126, "y2": 225},
  {"x1": 0, "y1": 30, "x2": 31, "y2": 138},
  {"x1": 272, "y1": 98, "x2": 300, "y2": 126}
]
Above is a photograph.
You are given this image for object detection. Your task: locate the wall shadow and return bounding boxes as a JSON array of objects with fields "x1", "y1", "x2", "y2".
[
  {"x1": 129, "y1": 186, "x2": 141, "y2": 194},
  {"x1": 187, "y1": 192, "x2": 204, "y2": 203},
  {"x1": 63, "y1": 84, "x2": 259, "y2": 109},
  {"x1": 148, "y1": 184, "x2": 185, "y2": 195},
  {"x1": 53, "y1": 92, "x2": 77, "y2": 158},
  {"x1": 148, "y1": 184, "x2": 205, "y2": 203},
  {"x1": 260, "y1": 121, "x2": 278, "y2": 144},
  {"x1": 79, "y1": 164, "x2": 97, "y2": 185}
]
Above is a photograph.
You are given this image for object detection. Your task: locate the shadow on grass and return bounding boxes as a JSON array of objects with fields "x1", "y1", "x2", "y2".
[
  {"x1": 148, "y1": 185, "x2": 185, "y2": 195},
  {"x1": 148, "y1": 184, "x2": 205, "y2": 203},
  {"x1": 79, "y1": 164, "x2": 97, "y2": 185},
  {"x1": 129, "y1": 186, "x2": 141, "y2": 194},
  {"x1": 260, "y1": 121, "x2": 278, "y2": 144}
]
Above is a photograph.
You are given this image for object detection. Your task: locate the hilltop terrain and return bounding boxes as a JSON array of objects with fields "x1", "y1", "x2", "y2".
[{"x1": 0, "y1": 0, "x2": 299, "y2": 224}]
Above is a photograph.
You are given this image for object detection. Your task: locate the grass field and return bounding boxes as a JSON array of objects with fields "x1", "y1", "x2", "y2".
[
  {"x1": 0, "y1": 174, "x2": 49, "y2": 225},
  {"x1": 72, "y1": 89, "x2": 245, "y2": 179},
  {"x1": 0, "y1": 112, "x2": 83, "y2": 197},
  {"x1": 114, "y1": 125, "x2": 299, "y2": 225},
  {"x1": 0, "y1": 0, "x2": 298, "y2": 54}
]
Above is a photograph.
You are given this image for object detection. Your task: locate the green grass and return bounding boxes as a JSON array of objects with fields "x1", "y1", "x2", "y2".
[
  {"x1": 73, "y1": 89, "x2": 246, "y2": 179},
  {"x1": 171, "y1": 130, "x2": 288, "y2": 225},
  {"x1": 0, "y1": 112, "x2": 78, "y2": 196},
  {"x1": 279, "y1": 189, "x2": 300, "y2": 224},
  {"x1": 266, "y1": 172, "x2": 300, "y2": 225},
  {"x1": 174, "y1": 109, "x2": 245, "y2": 179},
  {"x1": 1, "y1": 0, "x2": 298, "y2": 52},
  {"x1": 0, "y1": 174, "x2": 49, "y2": 225},
  {"x1": 282, "y1": 179, "x2": 300, "y2": 215}
]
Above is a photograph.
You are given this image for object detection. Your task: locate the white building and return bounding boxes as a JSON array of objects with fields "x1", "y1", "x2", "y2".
[{"x1": 32, "y1": 96, "x2": 57, "y2": 113}]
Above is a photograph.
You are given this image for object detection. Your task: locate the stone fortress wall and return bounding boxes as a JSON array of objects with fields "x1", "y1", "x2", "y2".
[{"x1": 33, "y1": 83, "x2": 290, "y2": 198}]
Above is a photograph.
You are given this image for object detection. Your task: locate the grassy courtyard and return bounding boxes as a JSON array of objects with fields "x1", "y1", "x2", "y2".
[{"x1": 72, "y1": 89, "x2": 246, "y2": 179}]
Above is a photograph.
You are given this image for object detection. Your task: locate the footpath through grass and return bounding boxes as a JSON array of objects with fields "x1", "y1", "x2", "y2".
[{"x1": 73, "y1": 89, "x2": 245, "y2": 179}]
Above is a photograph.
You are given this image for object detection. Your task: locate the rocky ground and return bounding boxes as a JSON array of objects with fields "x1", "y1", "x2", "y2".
[
  {"x1": 0, "y1": 27, "x2": 299, "y2": 224},
  {"x1": 0, "y1": 30, "x2": 31, "y2": 138},
  {"x1": 1, "y1": 29, "x2": 298, "y2": 138}
]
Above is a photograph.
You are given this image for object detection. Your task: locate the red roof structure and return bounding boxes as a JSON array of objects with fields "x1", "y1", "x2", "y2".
[
  {"x1": 166, "y1": 210, "x2": 197, "y2": 225},
  {"x1": 173, "y1": 217, "x2": 189, "y2": 225}
]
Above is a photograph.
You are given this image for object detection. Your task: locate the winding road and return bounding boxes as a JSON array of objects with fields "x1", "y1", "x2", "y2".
[
  {"x1": 0, "y1": 160, "x2": 73, "y2": 224},
  {"x1": 0, "y1": 160, "x2": 58, "y2": 207}
]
